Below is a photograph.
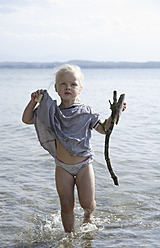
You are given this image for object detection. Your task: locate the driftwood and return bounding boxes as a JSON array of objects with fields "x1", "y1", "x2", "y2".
[{"x1": 101, "y1": 91, "x2": 125, "y2": 186}]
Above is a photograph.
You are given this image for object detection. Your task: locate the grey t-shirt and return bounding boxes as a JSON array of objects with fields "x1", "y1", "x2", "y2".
[{"x1": 33, "y1": 91, "x2": 100, "y2": 158}]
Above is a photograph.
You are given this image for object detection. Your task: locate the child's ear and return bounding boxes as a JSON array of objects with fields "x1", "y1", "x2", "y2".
[
  {"x1": 79, "y1": 85, "x2": 83, "y2": 94},
  {"x1": 54, "y1": 84, "x2": 57, "y2": 92}
]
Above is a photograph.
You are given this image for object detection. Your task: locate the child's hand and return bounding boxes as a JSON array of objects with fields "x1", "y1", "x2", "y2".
[
  {"x1": 31, "y1": 89, "x2": 44, "y2": 103},
  {"x1": 122, "y1": 102, "x2": 126, "y2": 111},
  {"x1": 115, "y1": 102, "x2": 126, "y2": 124}
]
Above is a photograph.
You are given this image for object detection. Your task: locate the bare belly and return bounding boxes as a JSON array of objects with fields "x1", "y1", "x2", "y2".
[{"x1": 56, "y1": 140, "x2": 86, "y2": 165}]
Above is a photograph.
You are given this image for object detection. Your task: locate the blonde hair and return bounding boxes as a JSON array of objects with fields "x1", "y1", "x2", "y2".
[{"x1": 55, "y1": 64, "x2": 84, "y2": 102}]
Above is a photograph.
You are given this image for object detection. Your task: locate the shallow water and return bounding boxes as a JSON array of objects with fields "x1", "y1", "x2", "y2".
[{"x1": 0, "y1": 68, "x2": 160, "y2": 247}]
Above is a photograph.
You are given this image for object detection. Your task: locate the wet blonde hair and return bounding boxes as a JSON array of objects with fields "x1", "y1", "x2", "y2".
[{"x1": 55, "y1": 64, "x2": 84, "y2": 102}]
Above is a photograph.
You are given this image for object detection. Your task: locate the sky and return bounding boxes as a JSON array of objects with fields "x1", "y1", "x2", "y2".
[{"x1": 0, "y1": 0, "x2": 160, "y2": 62}]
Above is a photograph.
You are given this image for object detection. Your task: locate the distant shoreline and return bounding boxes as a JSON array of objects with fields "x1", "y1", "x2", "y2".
[{"x1": 1, "y1": 60, "x2": 160, "y2": 69}]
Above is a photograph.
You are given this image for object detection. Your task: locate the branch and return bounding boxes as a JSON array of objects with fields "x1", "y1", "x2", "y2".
[{"x1": 102, "y1": 91, "x2": 125, "y2": 186}]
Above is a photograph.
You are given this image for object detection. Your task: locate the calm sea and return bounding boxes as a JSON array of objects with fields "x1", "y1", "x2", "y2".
[{"x1": 0, "y1": 68, "x2": 160, "y2": 248}]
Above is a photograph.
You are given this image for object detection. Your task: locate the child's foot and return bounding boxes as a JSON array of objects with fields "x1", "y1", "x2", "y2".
[{"x1": 83, "y1": 211, "x2": 94, "y2": 223}]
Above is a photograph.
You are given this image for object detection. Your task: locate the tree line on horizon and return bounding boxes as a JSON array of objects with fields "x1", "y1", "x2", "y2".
[{"x1": 0, "y1": 60, "x2": 160, "y2": 69}]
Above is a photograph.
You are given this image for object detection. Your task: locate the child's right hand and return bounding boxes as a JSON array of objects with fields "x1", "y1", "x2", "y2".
[{"x1": 31, "y1": 89, "x2": 44, "y2": 103}]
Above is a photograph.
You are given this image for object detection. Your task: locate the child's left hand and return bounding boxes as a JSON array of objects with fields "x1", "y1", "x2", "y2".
[
  {"x1": 122, "y1": 103, "x2": 126, "y2": 111},
  {"x1": 115, "y1": 102, "x2": 126, "y2": 125}
]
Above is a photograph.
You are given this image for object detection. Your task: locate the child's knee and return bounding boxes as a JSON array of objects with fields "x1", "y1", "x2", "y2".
[
  {"x1": 81, "y1": 199, "x2": 96, "y2": 213},
  {"x1": 61, "y1": 199, "x2": 75, "y2": 213}
]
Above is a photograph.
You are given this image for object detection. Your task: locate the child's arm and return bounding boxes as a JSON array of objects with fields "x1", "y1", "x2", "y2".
[
  {"x1": 95, "y1": 102, "x2": 126, "y2": 134},
  {"x1": 95, "y1": 116, "x2": 112, "y2": 134},
  {"x1": 22, "y1": 90, "x2": 43, "y2": 124}
]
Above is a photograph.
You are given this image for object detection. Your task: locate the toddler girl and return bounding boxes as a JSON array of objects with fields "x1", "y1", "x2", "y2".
[{"x1": 22, "y1": 64, "x2": 126, "y2": 232}]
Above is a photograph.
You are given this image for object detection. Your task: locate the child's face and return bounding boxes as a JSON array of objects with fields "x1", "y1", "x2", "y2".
[{"x1": 55, "y1": 72, "x2": 82, "y2": 102}]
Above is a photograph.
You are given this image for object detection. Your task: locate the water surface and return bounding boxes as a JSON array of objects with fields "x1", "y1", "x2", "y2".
[{"x1": 0, "y1": 68, "x2": 160, "y2": 247}]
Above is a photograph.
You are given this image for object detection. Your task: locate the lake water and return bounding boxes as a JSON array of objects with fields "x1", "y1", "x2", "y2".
[{"x1": 0, "y1": 68, "x2": 160, "y2": 248}]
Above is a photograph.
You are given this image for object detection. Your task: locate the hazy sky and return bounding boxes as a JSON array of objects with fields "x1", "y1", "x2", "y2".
[{"x1": 0, "y1": 0, "x2": 160, "y2": 62}]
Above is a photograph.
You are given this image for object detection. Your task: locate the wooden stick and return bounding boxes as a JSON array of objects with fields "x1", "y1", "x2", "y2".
[{"x1": 103, "y1": 91, "x2": 125, "y2": 186}]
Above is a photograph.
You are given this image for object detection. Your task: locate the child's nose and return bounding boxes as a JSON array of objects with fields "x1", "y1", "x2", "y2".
[{"x1": 66, "y1": 84, "x2": 71, "y2": 89}]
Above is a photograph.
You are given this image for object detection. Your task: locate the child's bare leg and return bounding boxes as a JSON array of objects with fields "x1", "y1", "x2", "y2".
[
  {"x1": 76, "y1": 163, "x2": 96, "y2": 223},
  {"x1": 55, "y1": 166, "x2": 75, "y2": 232}
]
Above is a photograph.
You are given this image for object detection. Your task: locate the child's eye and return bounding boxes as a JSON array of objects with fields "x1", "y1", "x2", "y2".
[{"x1": 72, "y1": 83, "x2": 77, "y2": 86}]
